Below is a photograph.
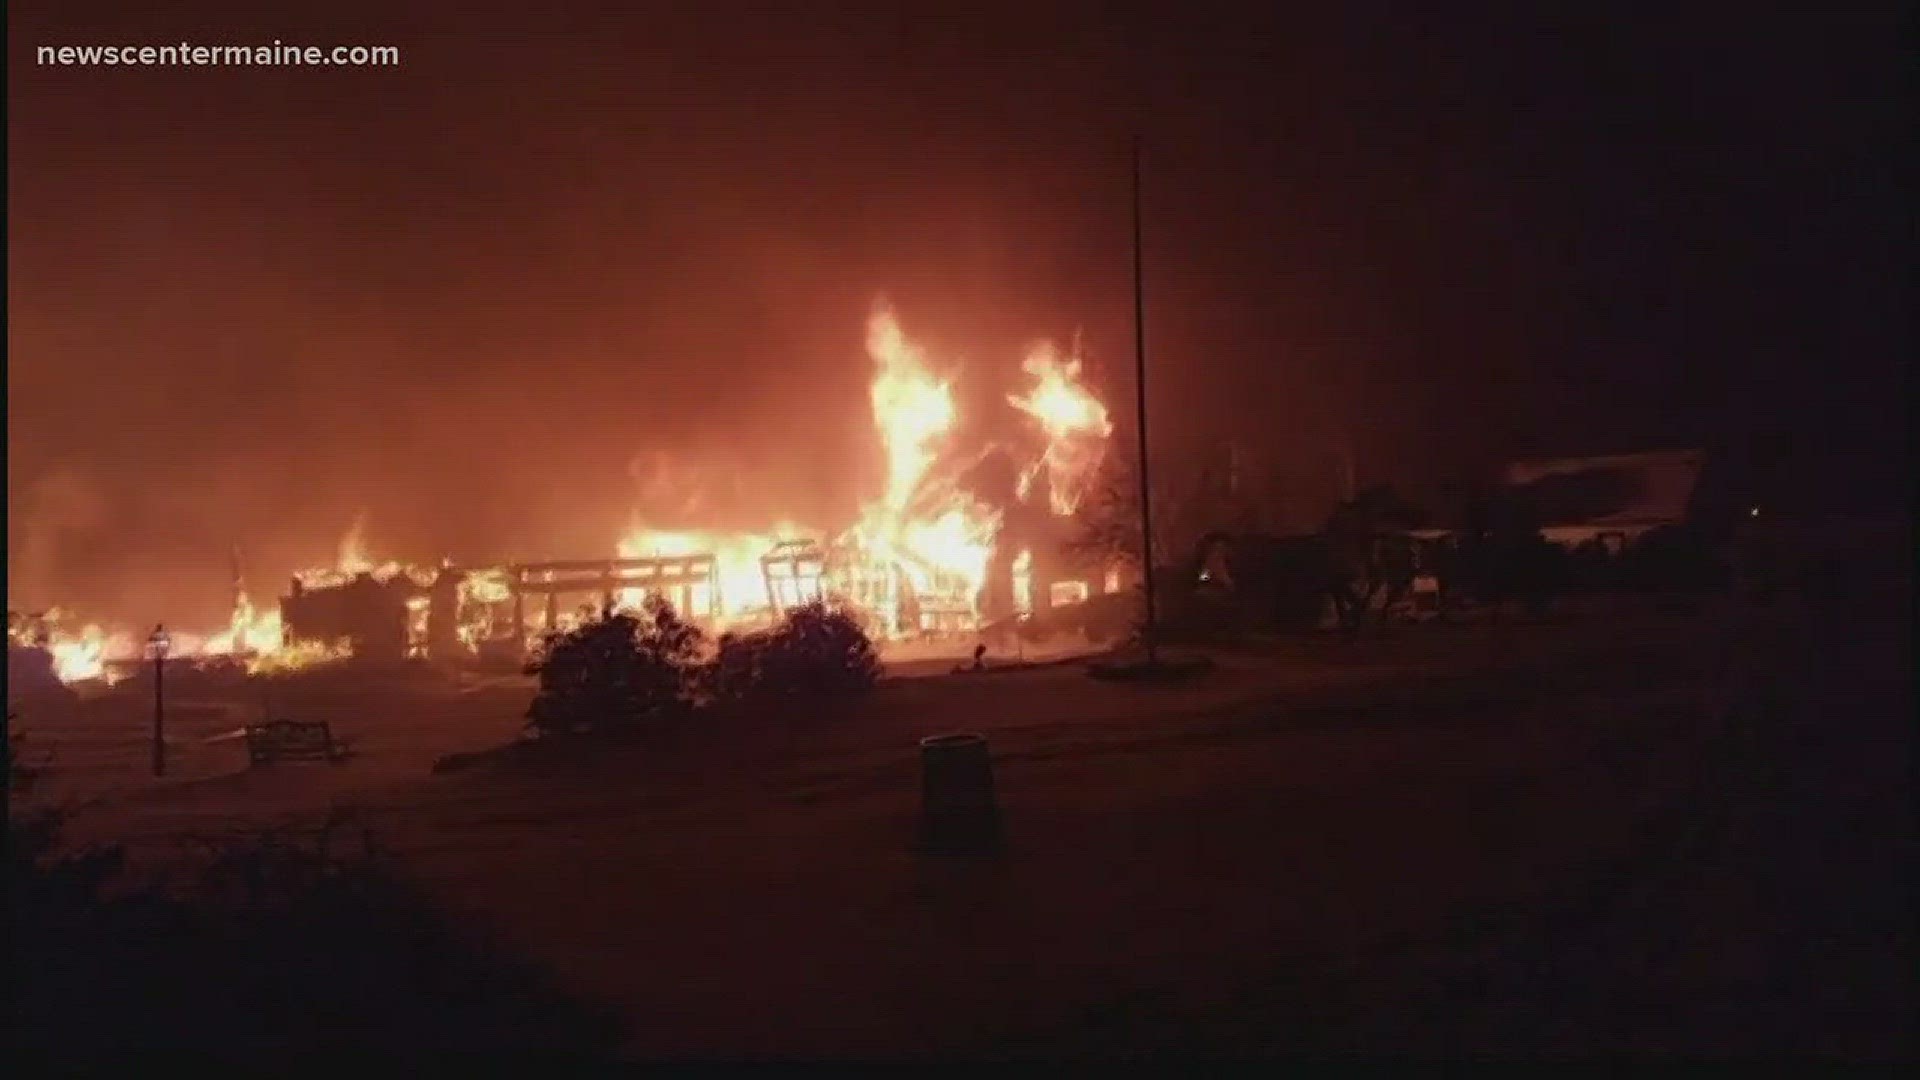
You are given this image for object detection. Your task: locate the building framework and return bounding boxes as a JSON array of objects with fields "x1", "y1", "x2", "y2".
[
  {"x1": 282, "y1": 535, "x2": 1108, "y2": 661},
  {"x1": 503, "y1": 555, "x2": 720, "y2": 641}
]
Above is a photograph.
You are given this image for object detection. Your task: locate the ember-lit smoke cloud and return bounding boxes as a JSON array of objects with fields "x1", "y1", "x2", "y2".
[
  {"x1": 8, "y1": 8, "x2": 1908, "y2": 633},
  {"x1": 10, "y1": 469, "x2": 111, "y2": 611}
]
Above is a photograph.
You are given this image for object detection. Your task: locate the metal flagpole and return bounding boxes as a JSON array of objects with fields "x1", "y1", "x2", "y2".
[{"x1": 1132, "y1": 135, "x2": 1160, "y2": 664}]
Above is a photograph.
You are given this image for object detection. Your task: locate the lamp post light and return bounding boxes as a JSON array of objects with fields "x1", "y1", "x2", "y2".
[{"x1": 147, "y1": 624, "x2": 171, "y2": 777}]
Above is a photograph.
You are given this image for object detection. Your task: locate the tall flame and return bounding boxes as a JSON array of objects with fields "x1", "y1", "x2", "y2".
[
  {"x1": 297, "y1": 516, "x2": 433, "y2": 591},
  {"x1": 849, "y1": 306, "x2": 1000, "y2": 633},
  {"x1": 196, "y1": 586, "x2": 351, "y2": 674},
  {"x1": 865, "y1": 307, "x2": 961, "y2": 517},
  {"x1": 1007, "y1": 340, "x2": 1113, "y2": 515},
  {"x1": 203, "y1": 591, "x2": 284, "y2": 656},
  {"x1": 1011, "y1": 548, "x2": 1034, "y2": 614}
]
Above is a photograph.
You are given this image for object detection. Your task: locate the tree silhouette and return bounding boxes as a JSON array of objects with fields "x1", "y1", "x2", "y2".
[{"x1": 1067, "y1": 448, "x2": 1192, "y2": 572}]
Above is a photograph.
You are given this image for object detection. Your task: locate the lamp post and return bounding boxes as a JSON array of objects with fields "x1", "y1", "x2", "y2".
[{"x1": 147, "y1": 624, "x2": 170, "y2": 777}]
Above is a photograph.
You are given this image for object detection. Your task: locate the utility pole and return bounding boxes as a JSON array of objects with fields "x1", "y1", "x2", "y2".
[
  {"x1": 148, "y1": 624, "x2": 170, "y2": 777},
  {"x1": 1132, "y1": 135, "x2": 1160, "y2": 663}
]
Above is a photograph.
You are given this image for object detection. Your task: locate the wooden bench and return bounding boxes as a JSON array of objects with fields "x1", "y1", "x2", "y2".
[{"x1": 245, "y1": 721, "x2": 350, "y2": 767}]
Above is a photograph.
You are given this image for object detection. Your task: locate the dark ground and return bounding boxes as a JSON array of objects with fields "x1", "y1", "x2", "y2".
[
  {"x1": 1000, "y1": 577, "x2": 1913, "y2": 1058},
  {"x1": 15, "y1": 530, "x2": 1914, "y2": 1061}
]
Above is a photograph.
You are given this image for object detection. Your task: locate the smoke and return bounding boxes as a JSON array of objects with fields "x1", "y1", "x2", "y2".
[
  {"x1": 337, "y1": 511, "x2": 373, "y2": 571},
  {"x1": 627, "y1": 450, "x2": 712, "y2": 521},
  {"x1": 9, "y1": 469, "x2": 110, "y2": 610}
]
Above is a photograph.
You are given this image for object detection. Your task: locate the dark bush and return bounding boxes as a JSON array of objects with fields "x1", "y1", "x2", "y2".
[
  {"x1": 1624, "y1": 524, "x2": 1730, "y2": 594},
  {"x1": 8, "y1": 807, "x2": 620, "y2": 1064},
  {"x1": 1563, "y1": 539, "x2": 1626, "y2": 595},
  {"x1": 522, "y1": 597, "x2": 705, "y2": 737},
  {"x1": 1455, "y1": 531, "x2": 1570, "y2": 610},
  {"x1": 6, "y1": 645, "x2": 77, "y2": 710},
  {"x1": 712, "y1": 599, "x2": 882, "y2": 695}
]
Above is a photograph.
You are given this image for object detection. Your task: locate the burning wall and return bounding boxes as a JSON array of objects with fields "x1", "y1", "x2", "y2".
[{"x1": 282, "y1": 572, "x2": 419, "y2": 662}]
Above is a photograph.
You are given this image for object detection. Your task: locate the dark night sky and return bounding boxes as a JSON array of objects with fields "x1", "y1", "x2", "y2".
[{"x1": 7, "y1": 3, "x2": 1910, "y2": 626}]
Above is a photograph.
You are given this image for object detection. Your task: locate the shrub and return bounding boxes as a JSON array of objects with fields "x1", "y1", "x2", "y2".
[
  {"x1": 7, "y1": 807, "x2": 619, "y2": 1064},
  {"x1": 1625, "y1": 524, "x2": 1729, "y2": 594},
  {"x1": 712, "y1": 599, "x2": 882, "y2": 695},
  {"x1": 6, "y1": 646, "x2": 77, "y2": 709},
  {"x1": 522, "y1": 597, "x2": 706, "y2": 737}
]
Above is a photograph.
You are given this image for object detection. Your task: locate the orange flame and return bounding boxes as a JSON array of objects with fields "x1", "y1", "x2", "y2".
[
  {"x1": 866, "y1": 306, "x2": 959, "y2": 520},
  {"x1": 614, "y1": 523, "x2": 804, "y2": 624},
  {"x1": 608, "y1": 308, "x2": 1006, "y2": 640},
  {"x1": 297, "y1": 515, "x2": 435, "y2": 591},
  {"x1": 50, "y1": 624, "x2": 109, "y2": 682},
  {"x1": 202, "y1": 591, "x2": 283, "y2": 657},
  {"x1": 1007, "y1": 340, "x2": 1113, "y2": 515},
  {"x1": 848, "y1": 306, "x2": 1000, "y2": 634},
  {"x1": 1011, "y1": 548, "x2": 1034, "y2": 614}
]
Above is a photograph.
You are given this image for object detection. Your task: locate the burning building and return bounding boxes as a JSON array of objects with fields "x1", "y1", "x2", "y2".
[
  {"x1": 276, "y1": 307, "x2": 1115, "y2": 660},
  {"x1": 280, "y1": 569, "x2": 423, "y2": 663},
  {"x1": 31, "y1": 303, "x2": 1122, "y2": 682}
]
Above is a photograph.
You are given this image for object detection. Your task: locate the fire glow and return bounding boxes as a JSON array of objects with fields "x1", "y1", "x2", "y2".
[
  {"x1": 608, "y1": 304, "x2": 1103, "y2": 637},
  {"x1": 14, "y1": 303, "x2": 1114, "y2": 683}
]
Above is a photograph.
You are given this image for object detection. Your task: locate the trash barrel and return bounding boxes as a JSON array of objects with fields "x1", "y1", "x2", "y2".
[{"x1": 918, "y1": 732, "x2": 1001, "y2": 856}]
